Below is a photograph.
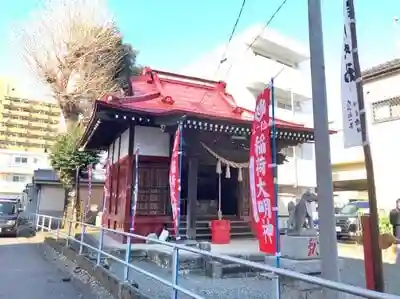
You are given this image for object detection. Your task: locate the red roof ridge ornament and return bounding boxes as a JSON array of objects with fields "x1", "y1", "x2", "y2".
[
  {"x1": 232, "y1": 106, "x2": 244, "y2": 114},
  {"x1": 143, "y1": 67, "x2": 175, "y2": 105},
  {"x1": 213, "y1": 81, "x2": 244, "y2": 115}
]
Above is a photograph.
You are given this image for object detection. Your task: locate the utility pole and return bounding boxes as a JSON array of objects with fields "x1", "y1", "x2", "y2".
[{"x1": 307, "y1": 1, "x2": 340, "y2": 299}]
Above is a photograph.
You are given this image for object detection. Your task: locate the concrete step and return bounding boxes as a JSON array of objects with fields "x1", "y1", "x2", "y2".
[{"x1": 205, "y1": 253, "x2": 266, "y2": 278}]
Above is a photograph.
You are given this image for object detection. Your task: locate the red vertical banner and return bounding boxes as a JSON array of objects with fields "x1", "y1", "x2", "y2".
[
  {"x1": 102, "y1": 158, "x2": 110, "y2": 226},
  {"x1": 249, "y1": 87, "x2": 276, "y2": 254},
  {"x1": 169, "y1": 127, "x2": 181, "y2": 237}
]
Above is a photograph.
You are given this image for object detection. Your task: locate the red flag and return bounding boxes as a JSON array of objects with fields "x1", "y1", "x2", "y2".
[
  {"x1": 102, "y1": 159, "x2": 110, "y2": 226},
  {"x1": 249, "y1": 88, "x2": 276, "y2": 254},
  {"x1": 169, "y1": 127, "x2": 181, "y2": 237}
]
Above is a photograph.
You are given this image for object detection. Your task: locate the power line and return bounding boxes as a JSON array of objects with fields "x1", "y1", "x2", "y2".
[
  {"x1": 196, "y1": 0, "x2": 290, "y2": 110},
  {"x1": 214, "y1": 0, "x2": 248, "y2": 76},
  {"x1": 194, "y1": 0, "x2": 248, "y2": 111},
  {"x1": 224, "y1": 0, "x2": 290, "y2": 80}
]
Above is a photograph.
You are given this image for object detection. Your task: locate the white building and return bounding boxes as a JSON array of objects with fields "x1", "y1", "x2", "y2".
[
  {"x1": 328, "y1": 58, "x2": 400, "y2": 211},
  {"x1": 182, "y1": 24, "x2": 316, "y2": 202},
  {"x1": 329, "y1": 129, "x2": 366, "y2": 206},
  {"x1": 361, "y1": 58, "x2": 400, "y2": 210},
  {"x1": 0, "y1": 149, "x2": 50, "y2": 200}
]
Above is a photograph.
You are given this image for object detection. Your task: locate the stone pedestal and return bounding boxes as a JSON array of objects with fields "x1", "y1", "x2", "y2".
[
  {"x1": 281, "y1": 234, "x2": 320, "y2": 260},
  {"x1": 264, "y1": 235, "x2": 343, "y2": 299}
]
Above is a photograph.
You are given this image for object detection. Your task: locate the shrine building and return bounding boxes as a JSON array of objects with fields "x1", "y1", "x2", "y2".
[{"x1": 79, "y1": 67, "x2": 315, "y2": 242}]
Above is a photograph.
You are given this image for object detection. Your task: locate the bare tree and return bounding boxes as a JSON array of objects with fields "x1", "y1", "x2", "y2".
[
  {"x1": 16, "y1": 0, "x2": 137, "y2": 128},
  {"x1": 14, "y1": 0, "x2": 138, "y2": 224}
]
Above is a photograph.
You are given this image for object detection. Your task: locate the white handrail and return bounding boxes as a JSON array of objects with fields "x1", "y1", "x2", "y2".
[{"x1": 29, "y1": 213, "x2": 400, "y2": 299}]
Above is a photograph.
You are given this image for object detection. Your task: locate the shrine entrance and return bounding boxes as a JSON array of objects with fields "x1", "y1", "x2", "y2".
[{"x1": 180, "y1": 164, "x2": 239, "y2": 218}]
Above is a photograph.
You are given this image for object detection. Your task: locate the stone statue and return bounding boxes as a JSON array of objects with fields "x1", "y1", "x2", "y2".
[{"x1": 287, "y1": 191, "x2": 318, "y2": 236}]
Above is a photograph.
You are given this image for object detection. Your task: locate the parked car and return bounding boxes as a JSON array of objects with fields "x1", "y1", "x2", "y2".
[
  {"x1": 335, "y1": 201, "x2": 369, "y2": 240},
  {"x1": 0, "y1": 199, "x2": 23, "y2": 237}
]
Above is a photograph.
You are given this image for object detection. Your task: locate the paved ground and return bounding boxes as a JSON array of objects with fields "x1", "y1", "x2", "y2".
[
  {"x1": 106, "y1": 242, "x2": 400, "y2": 299},
  {"x1": 0, "y1": 235, "x2": 103, "y2": 299},
  {"x1": 3, "y1": 231, "x2": 398, "y2": 299}
]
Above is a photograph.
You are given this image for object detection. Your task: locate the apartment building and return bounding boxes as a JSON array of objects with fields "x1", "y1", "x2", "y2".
[
  {"x1": 182, "y1": 24, "x2": 316, "y2": 205},
  {"x1": 0, "y1": 78, "x2": 60, "y2": 199}
]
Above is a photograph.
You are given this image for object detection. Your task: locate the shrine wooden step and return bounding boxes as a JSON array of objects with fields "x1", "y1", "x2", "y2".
[{"x1": 167, "y1": 219, "x2": 254, "y2": 240}]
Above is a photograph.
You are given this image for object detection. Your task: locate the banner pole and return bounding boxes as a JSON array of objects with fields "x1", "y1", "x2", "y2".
[
  {"x1": 177, "y1": 122, "x2": 184, "y2": 240},
  {"x1": 271, "y1": 79, "x2": 280, "y2": 298},
  {"x1": 270, "y1": 79, "x2": 281, "y2": 266},
  {"x1": 131, "y1": 148, "x2": 139, "y2": 233},
  {"x1": 346, "y1": 0, "x2": 383, "y2": 290}
]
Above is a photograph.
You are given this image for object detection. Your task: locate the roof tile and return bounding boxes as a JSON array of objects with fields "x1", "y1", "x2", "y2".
[{"x1": 103, "y1": 68, "x2": 309, "y2": 131}]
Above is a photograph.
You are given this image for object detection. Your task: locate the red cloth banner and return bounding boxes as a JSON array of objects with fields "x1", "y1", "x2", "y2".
[
  {"x1": 249, "y1": 87, "x2": 276, "y2": 254},
  {"x1": 169, "y1": 127, "x2": 181, "y2": 237},
  {"x1": 102, "y1": 158, "x2": 110, "y2": 226}
]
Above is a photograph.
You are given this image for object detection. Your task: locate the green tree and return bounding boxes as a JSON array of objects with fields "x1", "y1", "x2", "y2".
[{"x1": 49, "y1": 125, "x2": 100, "y2": 225}]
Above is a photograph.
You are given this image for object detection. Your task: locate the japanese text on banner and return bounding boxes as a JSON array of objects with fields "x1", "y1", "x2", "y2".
[
  {"x1": 169, "y1": 127, "x2": 181, "y2": 237},
  {"x1": 249, "y1": 88, "x2": 276, "y2": 254},
  {"x1": 341, "y1": 0, "x2": 362, "y2": 148}
]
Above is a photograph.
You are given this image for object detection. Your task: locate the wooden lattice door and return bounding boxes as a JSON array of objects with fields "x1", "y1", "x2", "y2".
[{"x1": 136, "y1": 162, "x2": 169, "y2": 216}]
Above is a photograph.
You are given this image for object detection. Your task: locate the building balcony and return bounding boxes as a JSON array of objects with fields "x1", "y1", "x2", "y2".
[
  {"x1": 278, "y1": 158, "x2": 316, "y2": 187},
  {"x1": 330, "y1": 131, "x2": 364, "y2": 165},
  {"x1": 29, "y1": 122, "x2": 48, "y2": 129},
  {"x1": 2, "y1": 99, "x2": 11, "y2": 106},
  {"x1": 7, "y1": 118, "x2": 29, "y2": 126},
  {"x1": 31, "y1": 113, "x2": 49, "y2": 120},
  {"x1": 27, "y1": 130, "x2": 48, "y2": 137},
  {"x1": 6, "y1": 127, "x2": 27, "y2": 134},
  {"x1": 0, "y1": 144, "x2": 47, "y2": 152},
  {"x1": 270, "y1": 104, "x2": 313, "y2": 127},
  {"x1": 0, "y1": 164, "x2": 37, "y2": 175},
  {"x1": 31, "y1": 104, "x2": 50, "y2": 112},
  {"x1": 8, "y1": 100, "x2": 31, "y2": 109},
  {"x1": 234, "y1": 55, "x2": 311, "y2": 98},
  {"x1": 250, "y1": 27, "x2": 309, "y2": 65},
  {"x1": 332, "y1": 169, "x2": 366, "y2": 182}
]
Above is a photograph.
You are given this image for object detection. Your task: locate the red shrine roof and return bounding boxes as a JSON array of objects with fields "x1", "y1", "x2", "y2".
[{"x1": 101, "y1": 67, "x2": 312, "y2": 132}]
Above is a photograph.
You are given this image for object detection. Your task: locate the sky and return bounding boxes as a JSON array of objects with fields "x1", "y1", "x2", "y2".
[{"x1": 0, "y1": 0, "x2": 399, "y2": 123}]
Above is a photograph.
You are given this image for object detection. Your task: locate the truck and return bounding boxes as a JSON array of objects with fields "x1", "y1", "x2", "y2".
[{"x1": 0, "y1": 199, "x2": 23, "y2": 237}]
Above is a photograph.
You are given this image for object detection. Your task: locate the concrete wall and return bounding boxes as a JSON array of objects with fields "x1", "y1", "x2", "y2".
[{"x1": 25, "y1": 183, "x2": 104, "y2": 220}]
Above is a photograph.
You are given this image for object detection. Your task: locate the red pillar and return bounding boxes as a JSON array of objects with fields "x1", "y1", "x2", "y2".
[{"x1": 361, "y1": 215, "x2": 375, "y2": 290}]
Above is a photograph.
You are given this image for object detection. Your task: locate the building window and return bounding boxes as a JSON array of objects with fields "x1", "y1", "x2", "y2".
[
  {"x1": 12, "y1": 175, "x2": 26, "y2": 182},
  {"x1": 372, "y1": 97, "x2": 400, "y2": 123},
  {"x1": 14, "y1": 156, "x2": 28, "y2": 164},
  {"x1": 281, "y1": 147, "x2": 294, "y2": 158}
]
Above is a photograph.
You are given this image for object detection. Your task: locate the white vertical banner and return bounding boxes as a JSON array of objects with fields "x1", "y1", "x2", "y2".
[{"x1": 341, "y1": 0, "x2": 362, "y2": 148}]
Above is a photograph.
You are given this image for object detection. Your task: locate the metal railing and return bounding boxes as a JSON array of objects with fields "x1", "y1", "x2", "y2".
[{"x1": 28, "y1": 213, "x2": 399, "y2": 299}]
